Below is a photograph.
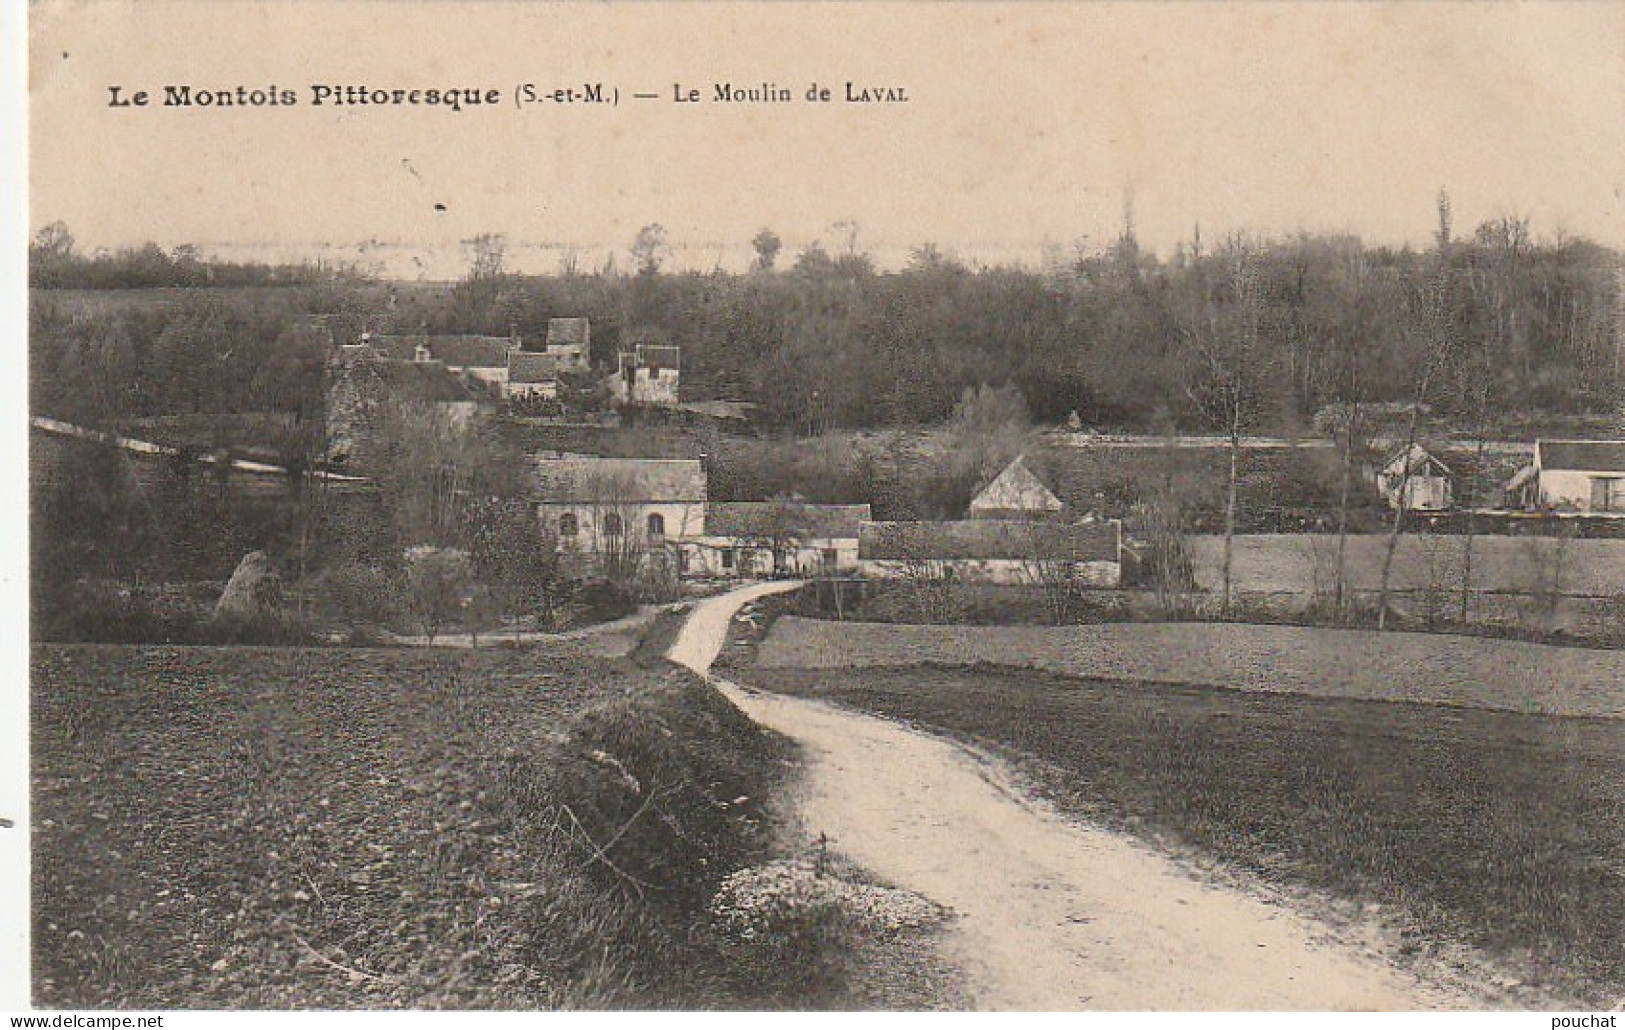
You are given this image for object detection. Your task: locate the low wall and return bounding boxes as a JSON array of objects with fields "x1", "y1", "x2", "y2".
[{"x1": 757, "y1": 616, "x2": 1625, "y2": 719}]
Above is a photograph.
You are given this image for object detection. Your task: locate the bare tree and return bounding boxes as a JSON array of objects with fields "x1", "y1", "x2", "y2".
[
  {"x1": 466, "y1": 496, "x2": 562, "y2": 635},
  {"x1": 571, "y1": 469, "x2": 693, "y2": 597},
  {"x1": 1516, "y1": 521, "x2": 1577, "y2": 635},
  {"x1": 373, "y1": 398, "x2": 489, "y2": 549},
  {"x1": 1132, "y1": 477, "x2": 1197, "y2": 618},
  {"x1": 1375, "y1": 272, "x2": 1455, "y2": 629},
  {"x1": 872, "y1": 523, "x2": 960, "y2": 623},
  {"x1": 731, "y1": 496, "x2": 815, "y2": 577},
  {"x1": 1183, "y1": 238, "x2": 1275, "y2": 618},
  {"x1": 1014, "y1": 521, "x2": 1101, "y2": 624},
  {"x1": 1454, "y1": 217, "x2": 1526, "y2": 624},
  {"x1": 404, "y1": 544, "x2": 471, "y2": 644}
]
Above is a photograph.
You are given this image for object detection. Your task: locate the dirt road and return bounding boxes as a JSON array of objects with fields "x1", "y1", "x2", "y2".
[{"x1": 671, "y1": 583, "x2": 1468, "y2": 1011}]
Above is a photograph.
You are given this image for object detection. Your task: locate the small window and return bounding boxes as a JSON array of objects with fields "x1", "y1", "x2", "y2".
[
  {"x1": 558, "y1": 512, "x2": 578, "y2": 537},
  {"x1": 603, "y1": 513, "x2": 624, "y2": 536},
  {"x1": 721, "y1": 548, "x2": 735, "y2": 570},
  {"x1": 647, "y1": 512, "x2": 666, "y2": 538}
]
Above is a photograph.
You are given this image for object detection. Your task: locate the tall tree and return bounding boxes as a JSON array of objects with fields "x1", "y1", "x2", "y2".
[
  {"x1": 750, "y1": 228, "x2": 782, "y2": 273},
  {"x1": 1375, "y1": 268, "x2": 1456, "y2": 629},
  {"x1": 1182, "y1": 238, "x2": 1276, "y2": 617}
]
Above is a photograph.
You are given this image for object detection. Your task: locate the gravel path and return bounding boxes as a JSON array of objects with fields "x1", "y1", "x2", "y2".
[{"x1": 672, "y1": 585, "x2": 1468, "y2": 1011}]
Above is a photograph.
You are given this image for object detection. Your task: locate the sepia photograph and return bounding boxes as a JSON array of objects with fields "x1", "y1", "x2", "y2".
[{"x1": 10, "y1": 0, "x2": 1625, "y2": 1017}]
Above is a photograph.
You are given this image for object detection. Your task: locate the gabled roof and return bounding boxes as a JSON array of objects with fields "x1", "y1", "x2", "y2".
[
  {"x1": 508, "y1": 350, "x2": 565, "y2": 384},
  {"x1": 1381, "y1": 443, "x2": 1451, "y2": 477},
  {"x1": 429, "y1": 336, "x2": 512, "y2": 368},
  {"x1": 532, "y1": 457, "x2": 706, "y2": 502},
  {"x1": 969, "y1": 454, "x2": 1063, "y2": 514},
  {"x1": 1505, "y1": 464, "x2": 1538, "y2": 492},
  {"x1": 546, "y1": 318, "x2": 590, "y2": 349},
  {"x1": 705, "y1": 502, "x2": 872, "y2": 540},
  {"x1": 859, "y1": 519, "x2": 1120, "y2": 563},
  {"x1": 372, "y1": 360, "x2": 482, "y2": 404},
  {"x1": 1538, "y1": 439, "x2": 1625, "y2": 473}
]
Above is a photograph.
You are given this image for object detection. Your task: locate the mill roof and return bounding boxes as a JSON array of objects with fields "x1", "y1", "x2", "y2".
[
  {"x1": 705, "y1": 502, "x2": 872, "y2": 539},
  {"x1": 508, "y1": 350, "x2": 566, "y2": 384},
  {"x1": 1538, "y1": 439, "x2": 1625, "y2": 473},
  {"x1": 531, "y1": 456, "x2": 707, "y2": 502},
  {"x1": 372, "y1": 359, "x2": 482, "y2": 404}
]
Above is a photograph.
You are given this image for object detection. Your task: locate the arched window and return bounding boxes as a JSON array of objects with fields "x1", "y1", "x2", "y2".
[
  {"x1": 558, "y1": 512, "x2": 578, "y2": 537},
  {"x1": 602, "y1": 513, "x2": 624, "y2": 536},
  {"x1": 647, "y1": 512, "x2": 666, "y2": 538}
]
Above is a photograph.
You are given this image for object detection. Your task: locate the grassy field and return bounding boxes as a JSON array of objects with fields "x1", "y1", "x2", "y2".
[
  {"x1": 740, "y1": 663, "x2": 1625, "y2": 1007},
  {"x1": 31, "y1": 643, "x2": 801, "y2": 1009},
  {"x1": 759, "y1": 617, "x2": 1625, "y2": 718},
  {"x1": 1187, "y1": 533, "x2": 1625, "y2": 598}
]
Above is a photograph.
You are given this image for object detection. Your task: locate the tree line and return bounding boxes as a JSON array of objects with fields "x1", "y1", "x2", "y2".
[
  {"x1": 31, "y1": 210, "x2": 1622, "y2": 438},
  {"x1": 407, "y1": 215, "x2": 1624, "y2": 433}
]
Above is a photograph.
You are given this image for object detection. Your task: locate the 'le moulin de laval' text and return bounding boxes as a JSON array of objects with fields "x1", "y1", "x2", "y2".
[{"x1": 106, "y1": 81, "x2": 909, "y2": 112}]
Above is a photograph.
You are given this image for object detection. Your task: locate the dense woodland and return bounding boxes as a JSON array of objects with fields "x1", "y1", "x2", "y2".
[
  {"x1": 30, "y1": 207, "x2": 1625, "y2": 438},
  {"x1": 27, "y1": 208, "x2": 1625, "y2": 641}
]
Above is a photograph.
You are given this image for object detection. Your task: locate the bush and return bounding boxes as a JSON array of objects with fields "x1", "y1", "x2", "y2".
[
  {"x1": 203, "y1": 608, "x2": 316, "y2": 646},
  {"x1": 33, "y1": 579, "x2": 202, "y2": 644},
  {"x1": 32, "y1": 578, "x2": 315, "y2": 645},
  {"x1": 573, "y1": 579, "x2": 638, "y2": 625},
  {"x1": 315, "y1": 561, "x2": 403, "y2": 630},
  {"x1": 404, "y1": 545, "x2": 472, "y2": 641}
]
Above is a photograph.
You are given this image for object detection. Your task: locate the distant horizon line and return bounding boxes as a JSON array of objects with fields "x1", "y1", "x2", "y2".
[{"x1": 34, "y1": 224, "x2": 1625, "y2": 281}]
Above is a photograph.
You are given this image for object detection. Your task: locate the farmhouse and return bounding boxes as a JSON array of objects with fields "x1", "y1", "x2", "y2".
[
  {"x1": 1375, "y1": 444, "x2": 1453, "y2": 512},
  {"x1": 531, "y1": 456, "x2": 707, "y2": 575},
  {"x1": 544, "y1": 317, "x2": 592, "y2": 369},
  {"x1": 1507, "y1": 439, "x2": 1625, "y2": 513},
  {"x1": 358, "y1": 321, "x2": 595, "y2": 401},
  {"x1": 686, "y1": 501, "x2": 872, "y2": 578},
  {"x1": 362, "y1": 331, "x2": 517, "y2": 389},
  {"x1": 969, "y1": 454, "x2": 1064, "y2": 519},
  {"x1": 859, "y1": 519, "x2": 1123, "y2": 586},
  {"x1": 609, "y1": 344, "x2": 681, "y2": 407},
  {"x1": 506, "y1": 350, "x2": 566, "y2": 401}
]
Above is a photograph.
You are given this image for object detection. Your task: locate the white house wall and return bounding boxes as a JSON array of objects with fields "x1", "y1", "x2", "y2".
[
  {"x1": 1382, "y1": 473, "x2": 1452, "y2": 512},
  {"x1": 637, "y1": 369, "x2": 679, "y2": 406},
  {"x1": 684, "y1": 536, "x2": 860, "y2": 577},
  {"x1": 507, "y1": 381, "x2": 559, "y2": 401},
  {"x1": 1540, "y1": 469, "x2": 1625, "y2": 512},
  {"x1": 536, "y1": 501, "x2": 705, "y2": 552}
]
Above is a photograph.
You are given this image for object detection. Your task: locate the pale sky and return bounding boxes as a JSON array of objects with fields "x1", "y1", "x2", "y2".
[{"x1": 27, "y1": 1, "x2": 1625, "y2": 274}]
